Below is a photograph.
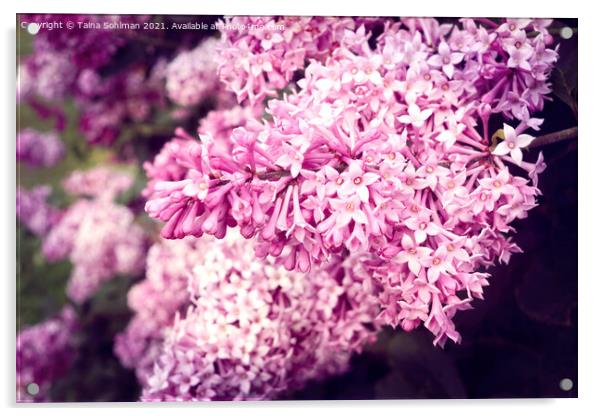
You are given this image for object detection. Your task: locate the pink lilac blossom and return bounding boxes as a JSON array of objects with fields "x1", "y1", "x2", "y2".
[
  {"x1": 165, "y1": 38, "x2": 221, "y2": 107},
  {"x1": 114, "y1": 237, "x2": 207, "y2": 383},
  {"x1": 18, "y1": 50, "x2": 77, "y2": 102},
  {"x1": 197, "y1": 104, "x2": 262, "y2": 144},
  {"x1": 17, "y1": 129, "x2": 66, "y2": 168},
  {"x1": 146, "y1": 17, "x2": 557, "y2": 346},
  {"x1": 216, "y1": 16, "x2": 362, "y2": 106},
  {"x1": 62, "y1": 167, "x2": 135, "y2": 201},
  {"x1": 141, "y1": 231, "x2": 380, "y2": 401},
  {"x1": 43, "y1": 199, "x2": 147, "y2": 303},
  {"x1": 142, "y1": 105, "x2": 261, "y2": 198},
  {"x1": 16, "y1": 306, "x2": 78, "y2": 402},
  {"x1": 142, "y1": 128, "x2": 204, "y2": 198},
  {"x1": 17, "y1": 186, "x2": 61, "y2": 237}
]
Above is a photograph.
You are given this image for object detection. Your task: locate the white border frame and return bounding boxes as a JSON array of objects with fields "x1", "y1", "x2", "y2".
[{"x1": 3, "y1": 1, "x2": 596, "y2": 414}]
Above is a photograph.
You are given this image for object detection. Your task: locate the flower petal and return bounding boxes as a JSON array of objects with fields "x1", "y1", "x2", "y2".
[
  {"x1": 492, "y1": 141, "x2": 510, "y2": 156},
  {"x1": 363, "y1": 172, "x2": 380, "y2": 185},
  {"x1": 502, "y1": 123, "x2": 516, "y2": 142},
  {"x1": 510, "y1": 147, "x2": 523, "y2": 164},
  {"x1": 353, "y1": 209, "x2": 368, "y2": 224},
  {"x1": 408, "y1": 258, "x2": 421, "y2": 275},
  {"x1": 357, "y1": 186, "x2": 369, "y2": 203},
  {"x1": 516, "y1": 133, "x2": 535, "y2": 148}
]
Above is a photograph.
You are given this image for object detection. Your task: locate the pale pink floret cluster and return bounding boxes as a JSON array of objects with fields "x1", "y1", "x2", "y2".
[
  {"x1": 17, "y1": 185, "x2": 61, "y2": 237},
  {"x1": 18, "y1": 49, "x2": 76, "y2": 102},
  {"x1": 197, "y1": 104, "x2": 262, "y2": 143},
  {"x1": 62, "y1": 166, "x2": 135, "y2": 200},
  {"x1": 217, "y1": 16, "x2": 361, "y2": 106},
  {"x1": 141, "y1": 232, "x2": 379, "y2": 401},
  {"x1": 114, "y1": 237, "x2": 207, "y2": 383},
  {"x1": 17, "y1": 306, "x2": 78, "y2": 402},
  {"x1": 42, "y1": 199, "x2": 147, "y2": 303},
  {"x1": 43, "y1": 170, "x2": 146, "y2": 303},
  {"x1": 146, "y1": 18, "x2": 557, "y2": 346},
  {"x1": 165, "y1": 38, "x2": 221, "y2": 107}
]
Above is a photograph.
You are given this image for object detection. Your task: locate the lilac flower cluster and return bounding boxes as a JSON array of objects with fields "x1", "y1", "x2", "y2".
[
  {"x1": 165, "y1": 38, "x2": 221, "y2": 107},
  {"x1": 114, "y1": 237, "x2": 206, "y2": 383},
  {"x1": 18, "y1": 14, "x2": 166, "y2": 146},
  {"x1": 141, "y1": 232, "x2": 379, "y2": 401},
  {"x1": 217, "y1": 16, "x2": 363, "y2": 106},
  {"x1": 18, "y1": 49, "x2": 76, "y2": 103},
  {"x1": 146, "y1": 18, "x2": 557, "y2": 346},
  {"x1": 142, "y1": 105, "x2": 260, "y2": 198},
  {"x1": 17, "y1": 186, "x2": 61, "y2": 237},
  {"x1": 142, "y1": 128, "x2": 203, "y2": 198},
  {"x1": 17, "y1": 128, "x2": 65, "y2": 167},
  {"x1": 17, "y1": 306, "x2": 78, "y2": 402},
  {"x1": 62, "y1": 166, "x2": 135, "y2": 201},
  {"x1": 18, "y1": 15, "x2": 147, "y2": 102},
  {"x1": 77, "y1": 64, "x2": 166, "y2": 145},
  {"x1": 43, "y1": 170, "x2": 147, "y2": 303},
  {"x1": 197, "y1": 104, "x2": 262, "y2": 143}
]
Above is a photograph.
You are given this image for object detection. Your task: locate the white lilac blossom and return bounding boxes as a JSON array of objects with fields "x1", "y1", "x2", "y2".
[
  {"x1": 491, "y1": 123, "x2": 536, "y2": 163},
  {"x1": 146, "y1": 17, "x2": 558, "y2": 346},
  {"x1": 141, "y1": 231, "x2": 380, "y2": 401}
]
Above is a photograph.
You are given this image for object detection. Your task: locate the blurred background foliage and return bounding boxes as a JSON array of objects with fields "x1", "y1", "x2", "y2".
[{"x1": 16, "y1": 17, "x2": 577, "y2": 401}]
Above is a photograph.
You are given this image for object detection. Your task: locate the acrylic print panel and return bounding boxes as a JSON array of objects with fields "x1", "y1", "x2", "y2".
[{"x1": 16, "y1": 15, "x2": 577, "y2": 402}]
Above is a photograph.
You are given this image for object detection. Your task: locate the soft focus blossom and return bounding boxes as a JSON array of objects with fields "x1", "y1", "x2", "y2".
[
  {"x1": 17, "y1": 306, "x2": 78, "y2": 402},
  {"x1": 77, "y1": 66, "x2": 166, "y2": 145},
  {"x1": 18, "y1": 14, "x2": 165, "y2": 147},
  {"x1": 62, "y1": 167, "x2": 135, "y2": 201},
  {"x1": 43, "y1": 198, "x2": 147, "y2": 303},
  {"x1": 21, "y1": 14, "x2": 148, "y2": 70},
  {"x1": 165, "y1": 38, "x2": 221, "y2": 107},
  {"x1": 17, "y1": 129, "x2": 65, "y2": 167},
  {"x1": 18, "y1": 51, "x2": 76, "y2": 102},
  {"x1": 17, "y1": 186, "x2": 61, "y2": 237},
  {"x1": 114, "y1": 237, "x2": 208, "y2": 383}
]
